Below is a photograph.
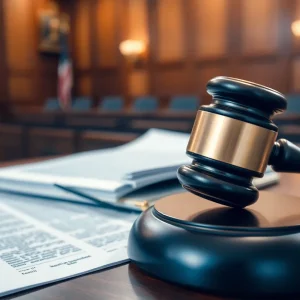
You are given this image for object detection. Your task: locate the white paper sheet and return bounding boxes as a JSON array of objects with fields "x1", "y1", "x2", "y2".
[
  {"x1": 0, "y1": 129, "x2": 279, "y2": 206},
  {"x1": 0, "y1": 129, "x2": 190, "y2": 202},
  {"x1": 0, "y1": 193, "x2": 137, "y2": 297},
  {"x1": 0, "y1": 129, "x2": 189, "y2": 182}
]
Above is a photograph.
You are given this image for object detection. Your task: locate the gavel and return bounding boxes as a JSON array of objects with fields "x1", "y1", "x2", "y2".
[
  {"x1": 177, "y1": 76, "x2": 300, "y2": 208},
  {"x1": 128, "y1": 77, "x2": 300, "y2": 296}
]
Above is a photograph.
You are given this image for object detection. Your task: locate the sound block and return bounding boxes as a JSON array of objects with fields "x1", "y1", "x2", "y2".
[{"x1": 128, "y1": 191, "x2": 300, "y2": 297}]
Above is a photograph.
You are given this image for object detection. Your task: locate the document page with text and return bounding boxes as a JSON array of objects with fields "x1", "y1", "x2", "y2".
[{"x1": 0, "y1": 193, "x2": 137, "y2": 297}]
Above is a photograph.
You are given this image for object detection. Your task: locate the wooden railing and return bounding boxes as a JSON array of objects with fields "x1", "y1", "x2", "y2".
[{"x1": 0, "y1": 110, "x2": 298, "y2": 162}]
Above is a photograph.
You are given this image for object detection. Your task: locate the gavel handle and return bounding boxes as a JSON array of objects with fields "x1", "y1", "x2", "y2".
[{"x1": 269, "y1": 139, "x2": 300, "y2": 172}]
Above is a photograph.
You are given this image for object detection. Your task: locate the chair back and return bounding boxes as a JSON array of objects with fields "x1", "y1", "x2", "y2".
[
  {"x1": 286, "y1": 94, "x2": 300, "y2": 114},
  {"x1": 133, "y1": 96, "x2": 158, "y2": 112},
  {"x1": 72, "y1": 97, "x2": 92, "y2": 111},
  {"x1": 44, "y1": 98, "x2": 60, "y2": 111},
  {"x1": 169, "y1": 95, "x2": 199, "y2": 111},
  {"x1": 99, "y1": 96, "x2": 124, "y2": 112}
]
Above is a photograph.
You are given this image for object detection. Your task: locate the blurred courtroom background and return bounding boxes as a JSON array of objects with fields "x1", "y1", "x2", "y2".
[{"x1": 0, "y1": 0, "x2": 300, "y2": 161}]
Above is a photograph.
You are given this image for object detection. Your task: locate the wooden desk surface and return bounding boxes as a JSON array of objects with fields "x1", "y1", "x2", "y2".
[{"x1": 2, "y1": 162, "x2": 300, "y2": 300}]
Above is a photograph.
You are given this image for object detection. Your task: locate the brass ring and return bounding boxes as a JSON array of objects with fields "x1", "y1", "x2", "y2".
[{"x1": 187, "y1": 111, "x2": 277, "y2": 173}]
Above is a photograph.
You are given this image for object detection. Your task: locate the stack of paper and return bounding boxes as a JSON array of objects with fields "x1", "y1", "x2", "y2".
[
  {"x1": 0, "y1": 192, "x2": 137, "y2": 297},
  {"x1": 0, "y1": 129, "x2": 279, "y2": 210}
]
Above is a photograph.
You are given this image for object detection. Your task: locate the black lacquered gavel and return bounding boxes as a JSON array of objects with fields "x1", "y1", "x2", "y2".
[{"x1": 177, "y1": 76, "x2": 300, "y2": 208}]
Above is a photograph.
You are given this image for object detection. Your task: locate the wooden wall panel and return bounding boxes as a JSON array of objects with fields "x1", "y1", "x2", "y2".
[
  {"x1": 195, "y1": 65, "x2": 228, "y2": 96},
  {"x1": 8, "y1": 77, "x2": 34, "y2": 100},
  {"x1": 292, "y1": 0, "x2": 300, "y2": 50},
  {"x1": 295, "y1": 0, "x2": 300, "y2": 19},
  {"x1": 156, "y1": 0, "x2": 185, "y2": 62},
  {"x1": 127, "y1": 0, "x2": 149, "y2": 97},
  {"x1": 128, "y1": 0, "x2": 148, "y2": 42},
  {"x1": 38, "y1": 76, "x2": 57, "y2": 100},
  {"x1": 153, "y1": 69, "x2": 190, "y2": 95},
  {"x1": 96, "y1": 0, "x2": 118, "y2": 67},
  {"x1": 2, "y1": 0, "x2": 59, "y2": 105},
  {"x1": 292, "y1": 57, "x2": 300, "y2": 92},
  {"x1": 74, "y1": 0, "x2": 91, "y2": 70},
  {"x1": 0, "y1": 0, "x2": 298, "y2": 111},
  {"x1": 191, "y1": 0, "x2": 227, "y2": 59},
  {"x1": 241, "y1": 0, "x2": 279, "y2": 55},
  {"x1": 77, "y1": 75, "x2": 92, "y2": 96},
  {"x1": 129, "y1": 70, "x2": 149, "y2": 96},
  {"x1": 239, "y1": 60, "x2": 282, "y2": 90},
  {"x1": 0, "y1": 1, "x2": 9, "y2": 103},
  {"x1": 3, "y1": 0, "x2": 35, "y2": 71},
  {"x1": 95, "y1": 71, "x2": 121, "y2": 97}
]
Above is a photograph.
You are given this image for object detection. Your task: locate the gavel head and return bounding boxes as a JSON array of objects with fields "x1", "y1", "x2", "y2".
[{"x1": 177, "y1": 76, "x2": 287, "y2": 208}]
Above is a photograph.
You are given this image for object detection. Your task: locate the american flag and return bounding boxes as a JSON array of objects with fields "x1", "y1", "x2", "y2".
[{"x1": 58, "y1": 39, "x2": 73, "y2": 110}]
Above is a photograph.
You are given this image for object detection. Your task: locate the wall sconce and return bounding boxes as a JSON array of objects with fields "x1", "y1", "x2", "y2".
[
  {"x1": 119, "y1": 39, "x2": 146, "y2": 64},
  {"x1": 291, "y1": 20, "x2": 300, "y2": 37}
]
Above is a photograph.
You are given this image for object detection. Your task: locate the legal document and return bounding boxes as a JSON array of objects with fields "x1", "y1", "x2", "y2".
[
  {"x1": 0, "y1": 129, "x2": 279, "y2": 210},
  {"x1": 0, "y1": 193, "x2": 137, "y2": 297}
]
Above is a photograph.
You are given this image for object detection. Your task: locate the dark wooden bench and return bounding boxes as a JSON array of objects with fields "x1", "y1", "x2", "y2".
[
  {"x1": 77, "y1": 130, "x2": 138, "y2": 152},
  {"x1": 28, "y1": 128, "x2": 76, "y2": 157},
  {"x1": 0, "y1": 124, "x2": 25, "y2": 161}
]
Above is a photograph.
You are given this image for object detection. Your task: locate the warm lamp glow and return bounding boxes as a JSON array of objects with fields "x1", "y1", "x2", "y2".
[
  {"x1": 119, "y1": 40, "x2": 146, "y2": 58},
  {"x1": 292, "y1": 20, "x2": 300, "y2": 37}
]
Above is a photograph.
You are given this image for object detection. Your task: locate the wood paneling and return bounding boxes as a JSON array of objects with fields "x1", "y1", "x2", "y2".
[
  {"x1": 191, "y1": 0, "x2": 227, "y2": 59},
  {"x1": 28, "y1": 128, "x2": 75, "y2": 157},
  {"x1": 292, "y1": 57, "x2": 300, "y2": 92},
  {"x1": 156, "y1": 0, "x2": 185, "y2": 62},
  {"x1": 153, "y1": 69, "x2": 190, "y2": 96},
  {"x1": 77, "y1": 75, "x2": 92, "y2": 96},
  {"x1": 292, "y1": 0, "x2": 300, "y2": 50},
  {"x1": 129, "y1": 70, "x2": 149, "y2": 96},
  {"x1": 239, "y1": 60, "x2": 281, "y2": 90},
  {"x1": 74, "y1": 0, "x2": 91, "y2": 70},
  {"x1": 128, "y1": 0, "x2": 148, "y2": 42},
  {"x1": 95, "y1": 70, "x2": 121, "y2": 97},
  {"x1": 0, "y1": 0, "x2": 298, "y2": 109},
  {"x1": 0, "y1": 1, "x2": 9, "y2": 103},
  {"x1": 127, "y1": 0, "x2": 149, "y2": 97},
  {"x1": 96, "y1": 0, "x2": 118, "y2": 67},
  {"x1": 78, "y1": 131, "x2": 138, "y2": 152},
  {"x1": 8, "y1": 76, "x2": 34, "y2": 100},
  {"x1": 2, "y1": 0, "x2": 59, "y2": 106},
  {"x1": 3, "y1": 0, "x2": 35, "y2": 71},
  {"x1": 38, "y1": 75, "x2": 58, "y2": 100},
  {"x1": 195, "y1": 65, "x2": 228, "y2": 96},
  {"x1": 241, "y1": 0, "x2": 279, "y2": 55},
  {"x1": 0, "y1": 125, "x2": 25, "y2": 161},
  {"x1": 295, "y1": 0, "x2": 300, "y2": 22}
]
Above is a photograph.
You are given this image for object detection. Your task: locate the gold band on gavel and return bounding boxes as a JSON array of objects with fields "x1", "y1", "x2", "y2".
[{"x1": 187, "y1": 111, "x2": 277, "y2": 173}]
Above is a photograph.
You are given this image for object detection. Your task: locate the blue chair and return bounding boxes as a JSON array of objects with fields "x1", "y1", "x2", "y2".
[
  {"x1": 44, "y1": 98, "x2": 60, "y2": 111},
  {"x1": 72, "y1": 97, "x2": 92, "y2": 111},
  {"x1": 99, "y1": 96, "x2": 124, "y2": 112},
  {"x1": 286, "y1": 94, "x2": 300, "y2": 114},
  {"x1": 168, "y1": 96, "x2": 199, "y2": 112},
  {"x1": 132, "y1": 96, "x2": 158, "y2": 112}
]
